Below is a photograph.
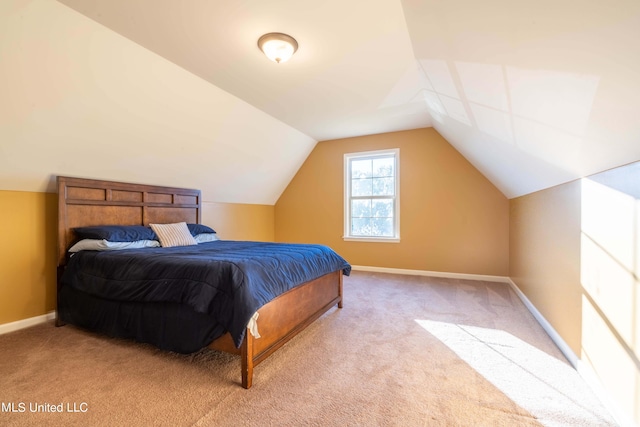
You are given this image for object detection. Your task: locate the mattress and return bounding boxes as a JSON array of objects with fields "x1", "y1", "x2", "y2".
[{"x1": 60, "y1": 240, "x2": 351, "y2": 348}]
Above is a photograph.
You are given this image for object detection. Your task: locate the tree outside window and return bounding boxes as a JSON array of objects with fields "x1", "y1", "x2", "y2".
[{"x1": 344, "y1": 149, "x2": 399, "y2": 241}]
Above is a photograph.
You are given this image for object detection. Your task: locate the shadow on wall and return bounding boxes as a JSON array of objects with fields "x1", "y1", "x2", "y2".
[{"x1": 580, "y1": 167, "x2": 640, "y2": 426}]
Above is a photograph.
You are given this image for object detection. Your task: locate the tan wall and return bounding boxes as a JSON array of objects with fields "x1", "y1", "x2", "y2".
[
  {"x1": 203, "y1": 202, "x2": 274, "y2": 242},
  {"x1": 0, "y1": 190, "x2": 274, "y2": 326},
  {"x1": 275, "y1": 128, "x2": 509, "y2": 276},
  {"x1": 510, "y1": 162, "x2": 640, "y2": 426},
  {"x1": 0, "y1": 191, "x2": 57, "y2": 325},
  {"x1": 510, "y1": 182, "x2": 583, "y2": 350}
]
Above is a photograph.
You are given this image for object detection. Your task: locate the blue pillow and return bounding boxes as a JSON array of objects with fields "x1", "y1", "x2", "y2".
[
  {"x1": 187, "y1": 223, "x2": 216, "y2": 236},
  {"x1": 74, "y1": 225, "x2": 157, "y2": 242}
]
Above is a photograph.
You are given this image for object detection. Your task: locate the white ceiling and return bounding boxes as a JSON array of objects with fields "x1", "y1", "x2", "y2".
[{"x1": 56, "y1": 0, "x2": 640, "y2": 198}]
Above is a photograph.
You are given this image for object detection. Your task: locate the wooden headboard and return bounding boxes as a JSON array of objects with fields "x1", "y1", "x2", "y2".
[{"x1": 57, "y1": 176, "x2": 201, "y2": 267}]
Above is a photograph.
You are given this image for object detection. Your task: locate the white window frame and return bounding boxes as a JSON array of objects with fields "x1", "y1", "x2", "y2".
[{"x1": 343, "y1": 148, "x2": 400, "y2": 243}]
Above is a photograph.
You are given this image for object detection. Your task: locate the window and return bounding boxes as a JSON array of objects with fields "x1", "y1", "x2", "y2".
[{"x1": 344, "y1": 149, "x2": 399, "y2": 242}]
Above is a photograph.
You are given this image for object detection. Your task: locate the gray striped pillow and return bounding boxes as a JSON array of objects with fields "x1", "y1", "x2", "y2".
[{"x1": 150, "y1": 222, "x2": 197, "y2": 248}]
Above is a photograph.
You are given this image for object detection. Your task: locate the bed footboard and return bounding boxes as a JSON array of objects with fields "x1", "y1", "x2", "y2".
[{"x1": 209, "y1": 269, "x2": 343, "y2": 388}]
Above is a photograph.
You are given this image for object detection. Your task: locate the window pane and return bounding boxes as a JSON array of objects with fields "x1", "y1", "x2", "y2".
[
  {"x1": 372, "y1": 177, "x2": 394, "y2": 196},
  {"x1": 372, "y1": 218, "x2": 394, "y2": 236},
  {"x1": 351, "y1": 159, "x2": 372, "y2": 179},
  {"x1": 345, "y1": 150, "x2": 398, "y2": 240},
  {"x1": 351, "y1": 199, "x2": 371, "y2": 218},
  {"x1": 352, "y1": 178, "x2": 372, "y2": 197},
  {"x1": 372, "y1": 199, "x2": 393, "y2": 218},
  {"x1": 372, "y1": 157, "x2": 394, "y2": 178},
  {"x1": 351, "y1": 218, "x2": 371, "y2": 236}
]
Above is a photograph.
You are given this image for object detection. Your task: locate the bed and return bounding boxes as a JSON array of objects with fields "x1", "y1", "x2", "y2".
[{"x1": 55, "y1": 176, "x2": 350, "y2": 388}]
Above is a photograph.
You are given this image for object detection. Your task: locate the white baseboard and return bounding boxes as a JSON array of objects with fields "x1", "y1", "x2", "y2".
[
  {"x1": 505, "y1": 278, "x2": 580, "y2": 366},
  {"x1": 507, "y1": 278, "x2": 633, "y2": 427},
  {"x1": 0, "y1": 311, "x2": 56, "y2": 335},
  {"x1": 351, "y1": 266, "x2": 629, "y2": 426},
  {"x1": 350, "y1": 265, "x2": 511, "y2": 283}
]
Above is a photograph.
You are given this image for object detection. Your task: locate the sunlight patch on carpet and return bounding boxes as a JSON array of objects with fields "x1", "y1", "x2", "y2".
[{"x1": 415, "y1": 319, "x2": 616, "y2": 427}]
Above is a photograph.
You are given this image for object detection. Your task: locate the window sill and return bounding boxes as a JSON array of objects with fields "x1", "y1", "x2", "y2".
[{"x1": 343, "y1": 237, "x2": 400, "y2": 243}]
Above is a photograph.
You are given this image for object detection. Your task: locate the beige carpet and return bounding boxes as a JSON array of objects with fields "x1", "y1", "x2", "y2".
[{"x1": 0, "y1": 272, "x2": 617, "y2": 426}]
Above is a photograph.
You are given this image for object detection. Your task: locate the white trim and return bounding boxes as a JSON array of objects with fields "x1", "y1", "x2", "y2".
[
  {"x1": 344, "y1": 148, "x2": 400, "y2": 241},
  {"x1": 343, "y1": 237, "x2": 400, "y2": 243},
  {"x1": 505, "y1": 278, "x2": 579, "y2": 365},
  {"x1": 350, "y1": 265, "x2": 511, "y2": 283},
  {"x1": 0, "y1": 311, "x2": 56, "y2": 335},
  {"x1": 507, "y1": 278, "x2": 633, "y2": 427}
]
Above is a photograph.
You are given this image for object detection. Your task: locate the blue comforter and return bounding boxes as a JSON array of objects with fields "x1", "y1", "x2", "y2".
[{"x1": 60, "y1": 241, "x2": 351, "y2": 348}]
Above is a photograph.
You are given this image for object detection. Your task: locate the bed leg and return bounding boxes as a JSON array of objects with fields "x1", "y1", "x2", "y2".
[
  {"x1": 241, "y1": 331, "x2": 254, "y2": 389},
  {"x1": 338, "y1": 271, "x2": 344, "y2": 309}
]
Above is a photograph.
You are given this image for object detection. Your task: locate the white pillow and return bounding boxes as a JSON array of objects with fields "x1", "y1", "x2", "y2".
[
  {"x1": 150, "y1": 222, "x2": 197, "y2": 248},
  {"x1": 194, "y1": 233, "x2": 220, "y2": 243},
  {"x1": 69, "y1": 239, "x2": 160, "y2": 253}
]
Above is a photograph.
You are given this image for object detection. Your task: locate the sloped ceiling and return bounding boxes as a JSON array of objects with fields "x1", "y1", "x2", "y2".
[
  {"x1": 0, "y1": 0, "x2": 315, "y2": 204},
  {"x1": 55, "y1": 0, "x2": 432, "y2": 142},
  {"x1": 402, "y1": 0, "x2": 640, "y2": 197},
  {"x1": 27, "y1": 1, "x2": 640, "y2": 198}
]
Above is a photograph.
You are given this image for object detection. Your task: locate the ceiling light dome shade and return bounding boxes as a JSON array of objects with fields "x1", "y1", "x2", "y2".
[{"x1": 258, "y1": 33, "x2": 298, "y2": 63}]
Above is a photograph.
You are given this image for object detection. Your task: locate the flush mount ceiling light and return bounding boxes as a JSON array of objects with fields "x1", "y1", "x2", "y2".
[{"x1": 257, "y1": 32, "x2": 298, "y2": 64}]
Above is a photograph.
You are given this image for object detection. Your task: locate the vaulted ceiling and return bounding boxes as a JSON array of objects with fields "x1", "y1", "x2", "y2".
[
  {"x1": 55, "y1": 0, "x2": 640, "y2": 197},
  {"x1": 50, "y1": 0, "x2": 640, "y2": 198}
]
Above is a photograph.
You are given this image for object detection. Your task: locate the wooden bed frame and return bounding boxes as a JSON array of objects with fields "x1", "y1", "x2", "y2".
[{"x1": 56, "y1": 176, "x2": 343, "y2": 388}]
